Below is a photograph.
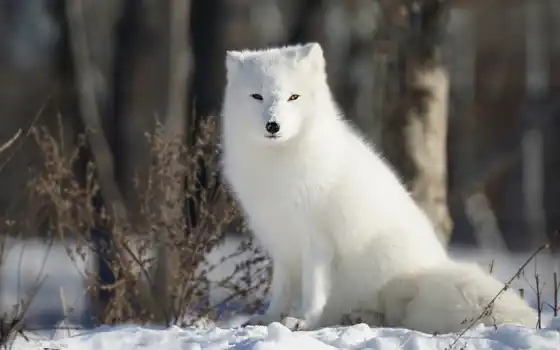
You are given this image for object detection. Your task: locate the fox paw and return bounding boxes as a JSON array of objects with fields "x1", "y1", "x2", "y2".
[
  {"x1": 280, "y1": 316, "x2": 309, "y2": 331},
  {"x1": 242, "y1": 314, "x2": 283, "y2": 327}
]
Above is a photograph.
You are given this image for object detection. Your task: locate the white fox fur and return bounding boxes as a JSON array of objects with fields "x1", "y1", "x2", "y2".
[
  {"x1": 220, "y1": 42, "x2": 536, "y2": 332},
  {"x1": 378, "y1": 261, "x2": 538, "y2": 334}
]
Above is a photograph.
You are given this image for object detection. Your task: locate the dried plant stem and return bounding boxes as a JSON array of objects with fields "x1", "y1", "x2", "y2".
[
  {"x1": 535, "y1": 273, "x2": 542, "y2": 329},
  {"x1": 554, "y1": 272, "x2": 559, "y2": 317},
  {"x1": 0, "y1": 129, "x2": 22, "y2": 155},
  {"x1": 447, "y1": 243, "x2": 549, "y2": 350}
]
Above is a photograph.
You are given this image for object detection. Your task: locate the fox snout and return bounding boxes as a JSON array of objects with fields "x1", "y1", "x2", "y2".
[{"x1": 265, "y1": 121, "x2": 280, "y2": 135}]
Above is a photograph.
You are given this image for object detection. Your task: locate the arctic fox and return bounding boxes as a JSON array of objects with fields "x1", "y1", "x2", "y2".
[
  {"x1": 378, "y1": 261, "x2": 538, "y2": 334},
  {"x1": 220, "y1": 42, "x2": 536, "y2": 332}
]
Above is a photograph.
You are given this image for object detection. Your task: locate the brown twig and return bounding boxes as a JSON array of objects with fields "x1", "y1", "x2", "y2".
[
  {"x1": 548, "y1": 272, "x2": 559, "y2": 317},
  {"x1": 534, "y1": 273, "x2": 542, "y2": 329},
  {"x1": 0, "y1": 100, "x2": 47, "y2": 175},
  {"x1": 0, "y1": 129, "x2": 22, "y2": 155}
]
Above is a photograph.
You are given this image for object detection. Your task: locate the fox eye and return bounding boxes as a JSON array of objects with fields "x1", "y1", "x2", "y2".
[
  {"x1": 251, "y1": 93, "x2": 263, "y2": 101},
  {"x1": 288, "y1": 94, "x2": 300, "y2": 101}
]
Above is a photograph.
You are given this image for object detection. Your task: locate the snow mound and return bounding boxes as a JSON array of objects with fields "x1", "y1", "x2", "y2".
[{"x1": 12, "y1": 318, "x2": 560, "y2": 350}]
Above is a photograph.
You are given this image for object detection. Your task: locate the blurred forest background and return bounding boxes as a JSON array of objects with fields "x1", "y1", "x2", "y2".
[{"x1": 0, "y1": 0, "x2": 559, "y2": 330}]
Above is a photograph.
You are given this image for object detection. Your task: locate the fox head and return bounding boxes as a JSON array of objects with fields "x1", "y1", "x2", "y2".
[{"x1": 222, "y1": 43, "x2": 329, "y2": 145}]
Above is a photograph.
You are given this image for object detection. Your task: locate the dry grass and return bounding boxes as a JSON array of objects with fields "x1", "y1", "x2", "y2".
[{"x1": 16, "y1": 115, "x2": 270, "y2": 328}]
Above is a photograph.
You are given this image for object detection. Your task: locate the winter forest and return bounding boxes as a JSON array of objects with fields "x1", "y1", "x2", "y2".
[{"x1": 0, "y1": 0, "x2": 559, "y2": 349}]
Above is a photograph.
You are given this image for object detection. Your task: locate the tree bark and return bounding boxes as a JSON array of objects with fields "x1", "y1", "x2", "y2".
[{"x1": 381, "y1": 0, "x2": 453, "y2": 244}]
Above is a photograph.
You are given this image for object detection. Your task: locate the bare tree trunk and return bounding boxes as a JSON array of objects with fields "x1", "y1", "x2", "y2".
[
  {"x1": 65, "y1": 0, "x2": 130, "y2": 324},
  {"x1": 65, "y1": 0, "x2": 129, "y2": 225},
  {"x1": 191, "y1": 0, "x2": 227, "y2": 120},
  {"x1": 522, "y1": 0, "x2": 548, "y2": 249},
  {"x1": 113, "y1": 0, "x2": 171, "y2": 228},
  {"x1": 381, "y1": 0, "x2": 453, "y2": 245},
  {"x1": 339, "y1": 0, "x2": 386, "y2": 142},
  {"x1": 152, "y1": 0, "x2": 193, "y2": 324},
  {"x1": 445, "y1": 6, "x2": 478, "y2": 246},
  {"x1": 111, "y1": 0, "x2": 191, "y2": 323}
]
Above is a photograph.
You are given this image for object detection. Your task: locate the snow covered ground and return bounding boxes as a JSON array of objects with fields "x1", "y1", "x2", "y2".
[
  {"x1": 10, "y1": 317, "x2": 560, "y2": 350},
  {"x1": 0, "y1": 238, "x2": 94, "y2": 326},
  {"x1": 1, "y1": 236, "x2": 559, "y2": 349}
]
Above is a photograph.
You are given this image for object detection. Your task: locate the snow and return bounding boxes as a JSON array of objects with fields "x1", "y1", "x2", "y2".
[
  {"x1": 10, "y1": 317, "x2": 560, "y2": 350},
  {"x1": 0, "y1": 238, "x2": 95, "y2": 325}
]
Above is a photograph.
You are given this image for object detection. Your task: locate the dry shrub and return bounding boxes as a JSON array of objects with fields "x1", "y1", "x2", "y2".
[{"x1": 26, "y1": 115, "x2": 270, "y2": 327}]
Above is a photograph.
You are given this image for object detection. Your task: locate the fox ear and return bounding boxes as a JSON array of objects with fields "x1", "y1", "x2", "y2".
[
  {"x1": 225, "y1": 50, "x2": 244, "y2": 72},
  {"x1": 298, "y1": 42, "x2": 326, "y2": 75}
]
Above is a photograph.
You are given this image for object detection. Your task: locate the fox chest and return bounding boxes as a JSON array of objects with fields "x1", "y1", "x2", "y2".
[{"x1": 228, "y1": 164, "x2": 323, "y2": 238}]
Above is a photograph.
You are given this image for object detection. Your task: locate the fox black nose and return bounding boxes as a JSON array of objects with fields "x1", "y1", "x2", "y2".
[{"x1": 266, "y1": 121, "x2": 280, "y2": 135}]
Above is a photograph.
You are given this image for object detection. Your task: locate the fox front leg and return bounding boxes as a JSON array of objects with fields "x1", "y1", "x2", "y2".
[
  {"x1": 291, "y1": 234, "x2": 333, "y2": 330},
  {"x1": 244, "y1": 260, "x2": 296, "y2": 326}
]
